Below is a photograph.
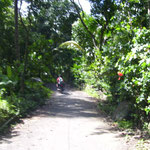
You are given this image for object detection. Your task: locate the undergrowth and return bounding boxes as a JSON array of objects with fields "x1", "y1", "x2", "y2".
[{"x1": 0, "y1": 80, "x2": 52, "y2": 133}]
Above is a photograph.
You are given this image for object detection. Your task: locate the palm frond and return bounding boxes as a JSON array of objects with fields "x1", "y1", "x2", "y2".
[{"x1": 59, "y1": 41, "x2": 84, "y2": 51}]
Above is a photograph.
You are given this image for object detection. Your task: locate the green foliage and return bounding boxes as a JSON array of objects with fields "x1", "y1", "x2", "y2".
[
  {"x1": 7, "y1": 66, "x2": 12, "y2": 79},
  {"x1": 0, "y1": 0, "x2": 149, "y2": 130},
  {"x1": 72, "y1": 15, "x2": 95, "y2": 58},
  {"x1": 0, "y1": 79, "x2": 52, "y2": 128},
  {"x1": 0, "y1": 72, "x2": 17, "y2": 96},
  {"x1": 0, "y1": 0, "x2": 78, "y2": 132},
  {"x1": 71, "y1": 0, "x2": 150, "y2": 128},
  {"x1": 117, "y1": 120, "x2": 133, "y2": 129},
  {"x1": 84, "y1": 85, "x2": 100, "y2": 99},
  {"x1": 98, "y1": 102, "x2": 116, "y2": 115},
  {"x1": 25, "y1": 80, "x2": 52, "y2": 101},
  {"x1": 0, "y1": 87, "x2": 16, "y2": 126}
]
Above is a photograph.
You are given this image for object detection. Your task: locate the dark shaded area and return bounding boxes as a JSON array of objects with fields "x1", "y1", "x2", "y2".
[
  {"x1": 0, "y1": 131, "x2": 19, "y2": 144},
  {"x1": 44, "y1": 83, "x2": 57, "y2": 91}
]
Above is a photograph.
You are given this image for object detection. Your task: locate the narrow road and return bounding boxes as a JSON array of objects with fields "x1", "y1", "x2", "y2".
[{"x1": 0, "y1": 89, "x2": 132, "y2": 150}]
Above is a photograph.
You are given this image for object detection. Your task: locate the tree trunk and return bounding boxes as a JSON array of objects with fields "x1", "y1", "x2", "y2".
[
  {"x1": 148, "y1": 0, "x2": 150, "y2": 28},
  {"x1": 19, "y1": 1, "x2": 30, "y2": 94},
  {"x1": 99, "y1": 23, "x2": 107, "y2": 51},
  {"x1": 14, "y1": 0, "x2": 20, "y2": 61}
]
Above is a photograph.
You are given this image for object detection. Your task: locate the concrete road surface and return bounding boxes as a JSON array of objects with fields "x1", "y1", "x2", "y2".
[{"x1": 0, "y1": 89, "x2": 133, "y2": 150}]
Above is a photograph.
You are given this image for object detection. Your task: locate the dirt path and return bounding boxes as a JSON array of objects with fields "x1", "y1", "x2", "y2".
[{"x1": 0, "y1": 89, "x2": 134, "y2": 150}]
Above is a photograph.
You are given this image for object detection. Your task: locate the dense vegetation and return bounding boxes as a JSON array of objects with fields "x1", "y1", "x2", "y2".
[
  {"x1": 0, "y1": 0, "x2": 150, "y2": 131},
  {"x1": 70, "y1": 0, "x2": 150, "y2": 128},
  {"x1": 0, "y1": 0, "x2": 78, "y2": 130}
]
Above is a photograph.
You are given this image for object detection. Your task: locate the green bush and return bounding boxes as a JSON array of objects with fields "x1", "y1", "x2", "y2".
[
  {"x1": 72, "y1": 22, "x2": 150, "y2": 128},
  {"x1": 0, "y1": 77, "x2": 52, "y2": 129},
  {"x1": 115, "y1": 28, "x2": 150, "y2": 125},
  {"x1": 117, "y1": 120, "x2": 133, "y2": 129}
]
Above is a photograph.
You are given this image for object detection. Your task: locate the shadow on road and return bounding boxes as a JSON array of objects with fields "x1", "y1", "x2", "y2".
[
  {"x1": 0, "y1": 130, "x2": 19, "y2": 144},
  {"x1": 0, "y1": 89, "x2": 125, "y2": 145},
  {"x1": 36, "y1": 92, "x2": 100, "y2": 119}
]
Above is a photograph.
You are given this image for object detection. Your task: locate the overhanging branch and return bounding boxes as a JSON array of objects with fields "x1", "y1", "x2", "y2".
[{"x1": 70, "y1": 0, "x2": 98, "y2": 49}]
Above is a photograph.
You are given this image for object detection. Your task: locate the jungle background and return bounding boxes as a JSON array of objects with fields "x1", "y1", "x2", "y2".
[{"x1": 0, "y1": 0, "x2": 150, "y2": 133}]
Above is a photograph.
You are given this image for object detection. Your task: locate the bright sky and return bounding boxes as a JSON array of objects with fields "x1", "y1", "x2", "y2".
[
  {"x1": 21, "y1": 0, "x2": 91, "y2": 15},
  {"x1": 74, "y1": 0, "x2": 91, "y2": 14}
]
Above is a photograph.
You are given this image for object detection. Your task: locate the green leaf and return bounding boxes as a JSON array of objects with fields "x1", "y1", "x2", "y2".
[
  {"x1": 7, "y1": 66, "x2": 12, "y2": 79},
  {"x1": 38, "y1": 55, "x2": 42, "y2": 59},
  {"x1": 128, "y1": 0, "x2": 140, "y2": 3},
  {"x1": 147, "y1": 96, "x2": 150, "y2": 104},
  {"x1": 0, "y1": 80, "x2": 13, "y2": 85},
  {"x1": 126, "y1": 24, "x2": 131, "y2": 30},
  {"x1": 141, "y1": 62, "x2": 147, "y2": 68},
  {"x1": 59, "y1": 41, "x2": 84, "y2": 51},
  {"x1": 145, "y1": 106, "x2": 150, "y2": 115}
]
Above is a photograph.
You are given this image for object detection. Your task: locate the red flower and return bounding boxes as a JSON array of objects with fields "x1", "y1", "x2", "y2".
[
  {"x1": 118, "y1": 77, "x2": 121, "y2": 80},
  {"x1": 117, "y1": 72, "x2": 123, "y2": 80},
  {"x1": 118, "y1": 72, "x2": 123, "y2": 77}
]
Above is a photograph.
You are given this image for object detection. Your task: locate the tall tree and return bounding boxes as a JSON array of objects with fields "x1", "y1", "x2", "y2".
[
  {"x1": 148, "y1": 0, "x2": 150, "y2": 27},
  {"x1": 89, "y1": 0, "x2": 117, "y2": 50},
  {"x1": 14, "y1": 0, "x2": 20, "y2": 61}
]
